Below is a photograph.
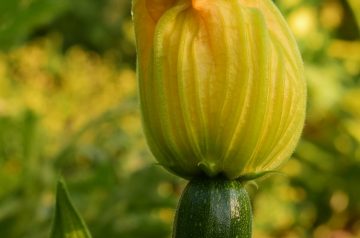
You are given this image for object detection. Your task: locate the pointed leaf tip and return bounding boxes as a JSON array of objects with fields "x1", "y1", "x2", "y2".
[{"x1": 50, "y1": 178, "x2": 92, "y2": 238}]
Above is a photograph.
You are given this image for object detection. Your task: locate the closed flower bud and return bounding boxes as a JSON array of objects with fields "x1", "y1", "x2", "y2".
[{"x1": 132, "y1": 0, "x2": 306, "y2": 179}]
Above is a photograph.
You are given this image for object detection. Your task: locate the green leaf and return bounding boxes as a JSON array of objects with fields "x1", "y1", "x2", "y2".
[{"x1": 50, "y1": 178, "x2": 92, "y2": 238}]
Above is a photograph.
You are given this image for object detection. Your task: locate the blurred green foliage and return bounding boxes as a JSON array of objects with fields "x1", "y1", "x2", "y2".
[{"x1": 0, "y1": 0, "x2": 359, "y2": 237}]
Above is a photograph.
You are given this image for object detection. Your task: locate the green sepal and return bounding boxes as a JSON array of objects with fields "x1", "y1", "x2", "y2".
[
  {"x1": 236, "y1": 170, "x2": 282, "y2": 182},
  {"x1": 50, "y1": 178, "x2": 92, "y2": 238}
]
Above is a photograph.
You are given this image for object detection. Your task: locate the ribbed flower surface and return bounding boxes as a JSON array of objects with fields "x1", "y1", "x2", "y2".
[{"x1": 133, "y1": 0, "x2": 306, "y2": 179}]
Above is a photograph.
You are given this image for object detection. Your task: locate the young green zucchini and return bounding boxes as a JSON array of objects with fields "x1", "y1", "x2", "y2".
[{"x1": 173, "y1": 178, "x2": 252, "y2": 238}]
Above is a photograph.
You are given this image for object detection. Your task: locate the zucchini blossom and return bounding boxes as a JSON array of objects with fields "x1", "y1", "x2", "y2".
[{"x1": 132, "y1": 0, "x2": 306, "y2": 179}]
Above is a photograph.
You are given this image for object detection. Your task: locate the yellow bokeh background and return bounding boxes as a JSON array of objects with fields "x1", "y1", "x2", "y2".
[{"x1": 0, "y1": 0, "x2": 359, "y2": 237}]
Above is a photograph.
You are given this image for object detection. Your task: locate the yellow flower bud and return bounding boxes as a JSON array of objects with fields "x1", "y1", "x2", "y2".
[{"x1": 132, "y1": 0, "x2": 306, "y2": 179}]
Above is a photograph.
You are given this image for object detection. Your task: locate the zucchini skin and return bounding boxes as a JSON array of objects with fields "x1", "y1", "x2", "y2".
[{"x1": 173, "y1": 178, "x2": 252, "y2": 238}]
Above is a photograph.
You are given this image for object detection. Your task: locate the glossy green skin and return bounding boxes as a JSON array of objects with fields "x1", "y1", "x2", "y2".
[{"x1": 173, "y1": 178, "x2": 252, "y2": 238}]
